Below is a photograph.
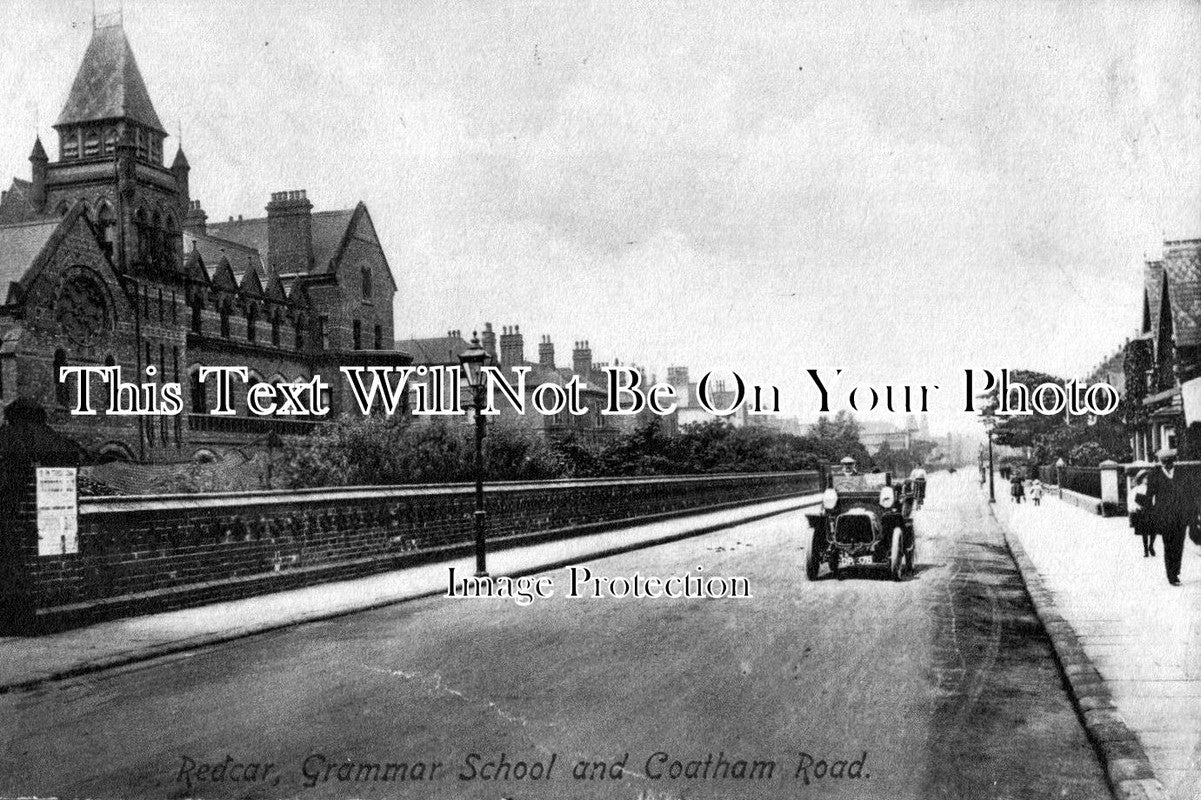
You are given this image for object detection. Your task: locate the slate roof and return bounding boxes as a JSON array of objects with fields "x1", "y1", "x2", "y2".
[
  {"x1": 55, "y1": 24, "x2": 164, "y2": 132},
  {"x1": 1162, "y1": 241, "x2": 1201, "y2": 348},
  {"x1": 183, "y1": 231, "x2": 265, "y2": 283},
  {"x1": 0, "y1": 219, "x2": 61, "y2": 293},
  {"x1": 207, "y1": 209, "x2": 356, "y2": 274},
  {"x1": 395, "y1": 335, "x2": 473, "y2": 366},
  {"x1": 0, "y1": 178, "x2": 40, "y2": 225}
]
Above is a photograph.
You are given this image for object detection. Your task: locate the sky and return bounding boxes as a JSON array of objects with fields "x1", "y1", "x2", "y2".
[{"x1": 0, "y1": 0, "x2": 1198, "y2": 435}]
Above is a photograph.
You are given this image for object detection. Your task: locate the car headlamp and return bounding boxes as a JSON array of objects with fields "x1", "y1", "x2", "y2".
[
  {"x1": 879, "y1": 486, "x2": 895, "y2": 507},
  {"x1": 822, "y1": 488, "x2": 838, "y2": 509}
]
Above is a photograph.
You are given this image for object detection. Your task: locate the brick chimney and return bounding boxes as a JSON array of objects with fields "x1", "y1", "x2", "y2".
[
  {"x1": 183, "y1": 199, "x2": 207, "y2": 236},
  {"x1": 481, "y1": 322, "x2": 497, "y2": 360},
  {"x1": 266, "y1": 190, "x2": 313, "y2": 273},
  {"x1": 538, "y1": 335, "x2": 555, "y2": 369},
  {"x1": 499, "y1": 325, "x2": 525, "y2": 367},
  {"x1": 667, "y1": 366, "x2": 690, "y2": 405},
  {"x1": 573, "y1": 340, "x2": 592, "y2": 380}
]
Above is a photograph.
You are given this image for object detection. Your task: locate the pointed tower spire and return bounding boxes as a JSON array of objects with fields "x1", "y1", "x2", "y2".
[
  {"x1": 29, "y1": 136, "x2": 48, "y2": 210},
  {"x1": 56, "y1": 24, "x2": 164, "y2": 133}
]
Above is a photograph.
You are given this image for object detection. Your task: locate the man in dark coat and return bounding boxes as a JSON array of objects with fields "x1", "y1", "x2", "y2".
[{"x1": 1144, "y1": 448, "x2": 1192, "y2": 586}]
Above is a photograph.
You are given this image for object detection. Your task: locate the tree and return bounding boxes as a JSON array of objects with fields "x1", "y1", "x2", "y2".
[{"x1": 976, "y1": 368, "x2": 1132, "y2": 466}]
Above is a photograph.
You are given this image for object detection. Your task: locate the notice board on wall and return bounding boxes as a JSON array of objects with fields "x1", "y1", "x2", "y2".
[{"x1": 36, "y1": 467, "x2": 78, "y2": 557}]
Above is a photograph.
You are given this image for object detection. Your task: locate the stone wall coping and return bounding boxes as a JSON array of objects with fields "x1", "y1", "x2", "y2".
[{"x1": 79, "y1": 471, "x2": 815, "y2": 516}]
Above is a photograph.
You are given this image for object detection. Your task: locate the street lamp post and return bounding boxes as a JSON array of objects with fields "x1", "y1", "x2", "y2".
[
  {"x1": 459, "y1": 333, "x2": 492, "y2": 577},
  {"x1": 981, "y1": 412, "x2": 997, "y2": 503}
]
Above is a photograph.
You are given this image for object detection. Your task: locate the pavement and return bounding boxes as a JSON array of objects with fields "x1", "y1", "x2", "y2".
[
  {"x1": 992, "y1": 487, "x2": 1201, "y2": 800},
  {"x1": 0, "y1": 494, "x2": 815, "y2": 694}
]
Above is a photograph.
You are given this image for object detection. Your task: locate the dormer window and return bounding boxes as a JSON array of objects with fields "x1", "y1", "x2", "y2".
[{"x1": 83, "y1": 129, "x2": 100, "y2": 158}]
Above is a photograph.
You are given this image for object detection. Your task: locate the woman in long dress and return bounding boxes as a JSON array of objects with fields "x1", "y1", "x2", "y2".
[{"x1": 1129, "y1": 470, "x2": 1155, "y2": 557}]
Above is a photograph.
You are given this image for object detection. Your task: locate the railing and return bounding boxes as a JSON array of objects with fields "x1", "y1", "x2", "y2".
[
  {"x1": 1060, "y1": 466, "x2": 1102, "y2": 499},
  {"x1": 186, "y1": 413, "x2": 325, "y2": 436}
]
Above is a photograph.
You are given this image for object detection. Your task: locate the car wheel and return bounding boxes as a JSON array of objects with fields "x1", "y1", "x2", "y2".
[
  {"x1": 805, "y1": 527, "x2": 822, "y2": 581},
  {"x1": 890, "y1": 526, "x2": 904, "y2": 581}
]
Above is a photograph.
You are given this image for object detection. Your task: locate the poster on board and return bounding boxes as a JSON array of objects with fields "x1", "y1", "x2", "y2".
[{"x1": 36, "y1": 466, "x2": 78, "y2": 557}]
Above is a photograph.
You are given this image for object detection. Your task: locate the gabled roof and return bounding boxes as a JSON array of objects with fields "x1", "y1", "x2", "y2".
[
  {"x1": 55, "y1": 24, "x2": 164, "y2": 133},
  {"x1": 183, "y1": 243, "x2": 210, "y2": 285},
  {"x1": 1162, "y1": 241, "x2": 1201, "y2": 348},
  {"x1": 238, "y1": 264, "x2": 264, "y2": 297},
  {"x1": 207, "y1": 203, "x2": 397, "y2": 291},
  {"x1": 263, "y1": 270, "x2": 287, "y2": 303},
  {"x1": 1, "y1": 201, "x2": 117, "y2": 307},
  {"x1": 0, "y1": 218, "x2": 61, "y2": 297},
  {"x1": 209, "y1": 256, "x2": 239, "y2": 293}
]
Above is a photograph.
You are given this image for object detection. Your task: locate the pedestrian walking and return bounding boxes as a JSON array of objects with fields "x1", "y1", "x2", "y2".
[
  {"x1": 1029, "y1": 478, "x2": 1043, "y2": 506},
  {"x1": 1010, "y1": 474, "x2": 1025, "y2": 503},
  {"x1": 1144, "y1": 448, "x2": 1192, "y2": 585},
  {"x1": 1128, "y1": 470, "x2": 1155, "y2": 558}
]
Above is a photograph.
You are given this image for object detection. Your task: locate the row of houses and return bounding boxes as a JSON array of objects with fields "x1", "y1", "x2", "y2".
[{"x1": 1078, "y1": 238, "x2": 1201, "y2": 462}]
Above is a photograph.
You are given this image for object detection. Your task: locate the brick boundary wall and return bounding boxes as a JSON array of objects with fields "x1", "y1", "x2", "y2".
[{"x1": 1, "y1": 471, "x2": 817, "y2": 633}]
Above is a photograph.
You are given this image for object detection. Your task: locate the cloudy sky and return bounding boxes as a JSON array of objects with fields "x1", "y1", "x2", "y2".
[{"x1": 1, "y1": 0, "x2": 1198, "y2": 432}]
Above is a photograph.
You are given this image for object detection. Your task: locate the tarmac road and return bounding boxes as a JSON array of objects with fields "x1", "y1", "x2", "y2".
[{"x1": 0, "y1": 473, "x2": 1108, "y2": 799}]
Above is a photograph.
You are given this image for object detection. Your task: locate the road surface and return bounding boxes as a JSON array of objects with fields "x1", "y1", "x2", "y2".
[{"x1": 0, "y1": 473, "x2": 1108, "y2": 799}]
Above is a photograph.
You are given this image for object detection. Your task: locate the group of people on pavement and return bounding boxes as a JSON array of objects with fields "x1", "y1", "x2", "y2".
[
  {"x1": 1008, "y1": 474, "x2": 1044, "y2": 505},
  {"x1": 1128, "y1": 447, "x2": 1195, "y2": 586}
]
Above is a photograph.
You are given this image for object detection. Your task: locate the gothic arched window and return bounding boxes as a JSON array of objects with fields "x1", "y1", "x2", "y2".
[
  {"x1": 191, "y1": 298, "x2": 203, "y2": 334},
  {"x1": 102, "y1": 128, "x2": 117, "y2": 156},
  {"x1": 361, "y1": 265, "x2": 372, "y2": 299},
  {"x1": 219, "y1": 300, "x2": 231, "y2": 339},
  {"x1": 96, "y1": 203, "x2": 116, "y2": 259},
  {"x1": 134, "y1": 208, "x2": 149, "y2": 263},
  {"x1": 189, "y1": 365, "x2": 206, "y2": 414},
  {"x1": 151, "y1": 211, "x2": 164, "y2": 268},
  {"x1": 163, "y1": 211, "x2": 178, "y2": 267}
]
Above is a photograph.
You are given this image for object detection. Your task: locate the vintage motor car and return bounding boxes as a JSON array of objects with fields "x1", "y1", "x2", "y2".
[{"x1": 804, "y1": 467, "x2": 916, "y2": 581}]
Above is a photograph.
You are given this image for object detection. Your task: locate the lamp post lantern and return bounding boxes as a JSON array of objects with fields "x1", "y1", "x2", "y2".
[{"x1": 459, "y1": 333, "x2": 492, "y2": 577}]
